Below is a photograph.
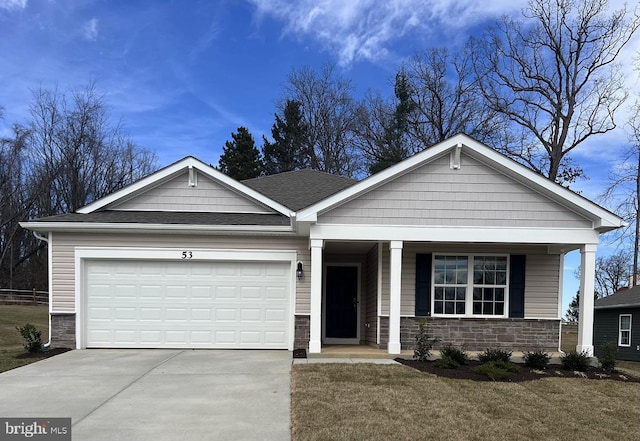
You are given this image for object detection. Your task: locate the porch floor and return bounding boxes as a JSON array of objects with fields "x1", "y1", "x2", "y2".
[
  {"x1": 309, "y1": 345, "x2": 412, "y2": 359},
  {"x1": 307, "y1": 345, "x2": 567, "y2": 364}
]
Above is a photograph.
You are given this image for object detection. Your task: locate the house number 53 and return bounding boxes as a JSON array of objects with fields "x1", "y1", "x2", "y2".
[{"x1": 181, "y1": 251, "x2": 193, "y2": 259}]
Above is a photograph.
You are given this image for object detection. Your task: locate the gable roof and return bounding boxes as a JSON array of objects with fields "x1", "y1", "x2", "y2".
[
  {"x1": 76, "y1": 156, "x2": 292, "y2": 216},
  {"x1": 296, "y1": 134, "x2": 626, "y2": 232},
  {"x1": 595, "y1": 286, "x2": 640, "y2": 309},
  {"x1": 242, "y1": 170, "x2": 357, "y2": 211}
]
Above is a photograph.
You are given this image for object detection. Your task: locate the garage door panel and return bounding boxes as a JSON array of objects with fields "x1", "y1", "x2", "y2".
[{"x1": 85, "y1": 259, "x2": 291, "y2": 349}]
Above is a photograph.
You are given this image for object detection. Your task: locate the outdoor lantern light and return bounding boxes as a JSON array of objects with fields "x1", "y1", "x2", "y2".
[{"x1": 296, "y1": 261, "x2": 304, "y2": 280}]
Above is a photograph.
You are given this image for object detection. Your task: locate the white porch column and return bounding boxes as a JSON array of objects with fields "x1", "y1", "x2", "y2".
[
  {"x1": 309, "y1": 239, "x2": 324, "y2": 354},
  {"x1": 388, "y1": 240, "x2": 403, "y2": 354},
  {"x1": 577, "y1": 244, "x2": 597, "y2": 356}
]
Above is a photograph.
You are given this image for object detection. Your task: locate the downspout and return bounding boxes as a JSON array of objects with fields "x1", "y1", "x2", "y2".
[{"x1": 32, "y1": 231, "x2": 52, "y2": 349}]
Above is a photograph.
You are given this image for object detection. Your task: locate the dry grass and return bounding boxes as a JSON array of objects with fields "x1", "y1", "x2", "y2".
[
  {"x1": 560, "y1": 324, "x2": 578, "y2": 353},
  {"x1": 0, "y1": 304, "x2": 49, "y2": 372},
  {"x1": 291, "y1": 363, "x2": 640, "y2": 441},
  {"x1": 617, "y1": 361, "x2": 640, "y2": 376}
]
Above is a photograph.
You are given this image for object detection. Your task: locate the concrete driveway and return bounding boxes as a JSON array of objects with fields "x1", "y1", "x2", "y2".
[{"x1": 0, "y1": 350, "x2": 291, "y2": 440}]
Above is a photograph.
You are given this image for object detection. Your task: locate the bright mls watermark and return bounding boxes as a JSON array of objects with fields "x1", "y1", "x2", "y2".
[{"x1": 0, "y1": 418, "x2": 71, "y2": 440}]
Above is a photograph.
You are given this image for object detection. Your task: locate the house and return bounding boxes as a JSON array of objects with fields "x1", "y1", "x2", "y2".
[
  {"x1": 594, "y1": 286, "x2": 640, "y2": 361},
  {"x1": 20, "y1": 134, "x2": 625, "y2": 355}
]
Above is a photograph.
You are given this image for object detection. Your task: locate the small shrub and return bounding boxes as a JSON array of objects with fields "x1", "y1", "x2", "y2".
[
  {"x1": 523, "y1": 350, "x2": 551, "y2": 369},
  {"x1": 474, "y1": 361, "x2": 519, "y2": 380},
  {"x1": 560, "y1": 350, "x2": 591, "y2": 371},
  {"x1": 434, "y1": 356, "x2": 460, "y2": 369},
  {"x1": 477, "y1": 348, "x2": 512, "y2": 363},
  {"x1": 598, "y1": 342, "x2": 617, "y2": 373},
  {"x1": 16, "y1": 323, "x2": 43, "y2": 353},
  {"x1": 413, "y1": 320, "x2": 438, "y2": 362},
  {"x1": 439, "y1": 344, "x2": 469, "y2": 365}
]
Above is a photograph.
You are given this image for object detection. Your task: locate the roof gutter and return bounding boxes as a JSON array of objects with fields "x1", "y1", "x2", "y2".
[{"x1": 20, "y1": 222, "x2": 295, "y2": 235}]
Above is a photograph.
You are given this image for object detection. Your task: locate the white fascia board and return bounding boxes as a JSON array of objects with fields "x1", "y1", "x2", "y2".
[
  {"x1": 297, "y1": 134, "x2": 624, "y2": 229},
  {"x1": 20, "y1": 221, "x2": 294, "y2": 235},
  {"x1": 309, "y1": 224, "x2": 601, "y2": 245},
  {"x1": 77, "y1": 156, "x2": 292, "y2": 216}
]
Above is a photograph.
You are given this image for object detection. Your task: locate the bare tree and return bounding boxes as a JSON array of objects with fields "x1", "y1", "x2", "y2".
[
  {"x1": 575, "y1": 249, "x2": 632, "y2": 297},
  {"x1": 405, "y1": 48, "x2": 506, "y2": 150},
  {"x1": 602, "y1": 99, "x2": 640, "y2": 285},
  {"x1": 0, "y1": 83, "x2": 158, "y2": 292},
  {"x1": 283, "y1": 63, "x2": 361, "y2": 177},
  {"x1": 472, "y1": 0, "x2": 640, "y2": 184},
  {"x1": 28, "y1": 83, "x2": 157, "y2": 213}
]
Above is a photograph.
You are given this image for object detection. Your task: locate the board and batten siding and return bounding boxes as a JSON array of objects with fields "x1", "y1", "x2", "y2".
[
  {"x1": 378, "y1": 243, "x2": 560, "y2": 319},
  {"x1": 318, "y1": 153, "x2": 592, "y2": 229},
  {"x1": 594, "y1": 308, "x2": 639, "y2": 361},
  {"x1": 50, "y1": 232, "x2": 310, "y2": 313},
  {"x1": 112, "y1": 171, "x2": 273, "y2": 213}
]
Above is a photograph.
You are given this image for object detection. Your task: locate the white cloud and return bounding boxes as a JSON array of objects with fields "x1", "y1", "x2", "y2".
[
  {"x1": 0, "y1": 0, "x2": 27, "y2": 11},
  {"x1": 82, "y1": 17, "x2": 99, "y2": 41},
  {"x1": 249, "y1": 0, "x2": 527, "y2": 65}
]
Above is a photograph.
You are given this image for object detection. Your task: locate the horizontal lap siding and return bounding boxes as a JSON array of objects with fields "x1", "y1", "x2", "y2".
[
  {"x1": 113, "y1": 171, "x2": 273, "y2": 213},
  {"x1": 524, "y1": 253, "x2": 560, "y2": 318},
  {"x1": 319, "y1": 154, "x2": 592, "y2": 229},
  {"x1": 379, "y1": 243, "x2": 559, "y2": 319},
  {"x1": 51, "y1": 232, "x2": 310, "y2": 314}
]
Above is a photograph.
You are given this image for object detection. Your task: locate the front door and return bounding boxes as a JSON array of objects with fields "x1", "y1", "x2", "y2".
[{"x1": 324, "y1": 265, "x2": 359, "y2": 343}]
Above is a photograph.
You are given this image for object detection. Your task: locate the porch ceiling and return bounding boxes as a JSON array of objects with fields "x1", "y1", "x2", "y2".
[{"x1": 324, "y1": 241, "x2": 377, "y2": 254}]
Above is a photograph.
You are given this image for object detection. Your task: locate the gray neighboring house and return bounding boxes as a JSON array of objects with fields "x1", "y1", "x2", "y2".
[
  {"x1": 20, "y1": 134, "x2": 625, "y2": 355},
  {"x1": 594, "y1": 286, "x2": 640, "y2": 361}
]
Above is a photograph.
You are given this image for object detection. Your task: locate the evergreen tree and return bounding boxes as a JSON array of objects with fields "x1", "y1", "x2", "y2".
[
  {"x1": 369, "y1": 70, "x2": 413, "y2": 174},
  {"x1": 565, "y1": 291, "x2": 580, "y2": 323},
  {"x1": 218, "y1": 127, "x2": 263, "y2": 180},
  {"x1": 262, "y1": 100, "x2": 309, "y2": 175}
]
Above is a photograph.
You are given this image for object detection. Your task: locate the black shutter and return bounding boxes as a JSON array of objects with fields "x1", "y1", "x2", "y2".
[
  {"x1": 509, "y1": 255, "x2": 526, "y2": 318},
  {"x1": 415, "y1": 253, "x2": 432, "y2": 316}
]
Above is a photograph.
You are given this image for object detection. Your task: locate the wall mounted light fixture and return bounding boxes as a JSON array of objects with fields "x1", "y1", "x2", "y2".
[{"x1": 296, "y1": 261, "x2": 304, "y2": 280}]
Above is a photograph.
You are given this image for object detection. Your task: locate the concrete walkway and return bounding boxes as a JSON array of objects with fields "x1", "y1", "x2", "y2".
[{"x1": 0, "y1": 350, "x2": 291, "y2": 441}]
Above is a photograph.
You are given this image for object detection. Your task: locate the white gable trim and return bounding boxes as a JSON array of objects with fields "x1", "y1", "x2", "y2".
[
  {"x1": 76, "y1": 157, "x2": 292, "y2": 216},
  {"x1": 296, "y1": 134, "x2": 624, "y2": 231}
]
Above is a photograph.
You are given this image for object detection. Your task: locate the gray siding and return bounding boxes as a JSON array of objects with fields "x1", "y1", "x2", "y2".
[
  {"x1": 50, "y1": 232, "x2": 310, "y2": 313},
  {"x1": 379, "y1": 243, "x2": 560, "y2": 319},
  {"x1": 112, "y1": 171, "x2": 273, "y2": 213},
  {"x1": 319, "y1": 153, "x2": 592, "y2": 228},
  {"x1": 594, "y1": 308, "x2": 640, "y2": 362}
]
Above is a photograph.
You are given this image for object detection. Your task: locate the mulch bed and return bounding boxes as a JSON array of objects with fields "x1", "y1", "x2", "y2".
[
  {"x1": 395, "y1": 358, "x2": 640, "y2": 383},
  {"x1": 15, "y1": 347, "x2": 71, "y2": 359}
]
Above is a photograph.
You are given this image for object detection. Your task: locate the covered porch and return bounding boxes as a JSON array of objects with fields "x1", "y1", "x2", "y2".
[{"x1": 302, "y1": 239, "x2": 598, "y2": 356}]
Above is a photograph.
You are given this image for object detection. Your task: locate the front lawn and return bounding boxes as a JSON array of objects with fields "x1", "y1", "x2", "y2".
[
  {"x1": 291, "y1": 363, "x2": 640, "y2": 441},
  {"x1": 0, "y1": 304, "x2": 49, "y2": 372}
]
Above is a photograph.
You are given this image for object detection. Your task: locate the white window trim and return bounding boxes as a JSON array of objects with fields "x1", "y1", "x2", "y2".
[
  {"x1": 431, "y1": 253, "x2": 510, "y2": 318},
  {"x1": 619, "y1": 314, "x2": 632, "y2": 347}
]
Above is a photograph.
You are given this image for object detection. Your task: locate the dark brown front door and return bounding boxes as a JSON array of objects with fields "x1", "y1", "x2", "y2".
[{"x1": 325, "y1": 265, "x2": 358, "y2": 339}]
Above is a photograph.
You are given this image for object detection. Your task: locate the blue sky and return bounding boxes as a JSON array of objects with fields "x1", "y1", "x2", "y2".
[{"x1": 1, "y1": 0, "x2": 638, "y2": 315}]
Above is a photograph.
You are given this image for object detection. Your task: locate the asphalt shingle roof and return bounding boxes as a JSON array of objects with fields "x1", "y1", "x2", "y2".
[
  {"x1": 594, "y1": 285, "x2": 640, "y2": 309},
  {"x1": 242, "y1": 169, "x2": 357, "y2": 211},
  {"x1": 31, "y1": 211, "x2": 290, "y2": 226}
]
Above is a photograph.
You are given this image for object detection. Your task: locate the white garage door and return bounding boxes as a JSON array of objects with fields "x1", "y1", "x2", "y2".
[{"x1": 85, "y1": 259, "x2": 291, "y2": 349}]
